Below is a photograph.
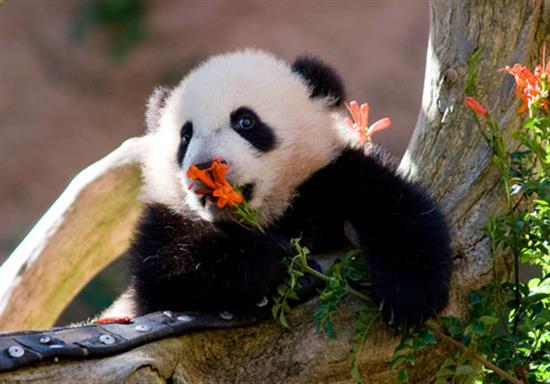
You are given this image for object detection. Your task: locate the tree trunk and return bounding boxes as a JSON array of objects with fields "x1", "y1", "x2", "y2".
[{"x1": 0, "y1": 0, "x2": 548, "y2": 382}]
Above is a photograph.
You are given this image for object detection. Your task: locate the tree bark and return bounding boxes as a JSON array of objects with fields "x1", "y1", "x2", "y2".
[
  {"x1": 0, "y1": 0, "x2": 548, "y2": 382},
  {"x1": 0, "y1": 138, "x2": 146, "y2": 330}
]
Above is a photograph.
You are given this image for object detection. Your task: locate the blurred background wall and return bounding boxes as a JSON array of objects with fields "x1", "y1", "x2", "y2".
[{"x1": 0, "y1": 0, "x2": 428, "y2": 323}]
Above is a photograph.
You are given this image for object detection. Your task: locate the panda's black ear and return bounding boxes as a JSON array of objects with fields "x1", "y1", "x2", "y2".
[
  {"x1": 145, "y1": 86, "x2": 171, "y2": 132},
  {"x1": 291, "y1": 56, "x2": 345, "y2": 108}
]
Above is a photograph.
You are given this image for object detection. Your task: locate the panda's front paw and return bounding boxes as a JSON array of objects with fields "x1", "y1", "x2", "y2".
[
  {"x1": 378, "y1": 296, "x2": 429, "y2": 328},
  {"x1": 374, "y1": 282, "x2": 448, "y2": 328}
]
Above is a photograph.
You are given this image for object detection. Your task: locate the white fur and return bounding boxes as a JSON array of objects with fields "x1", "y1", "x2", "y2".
[{"x1": 141, "y1": 49, "x2": 347, "y2": 224}]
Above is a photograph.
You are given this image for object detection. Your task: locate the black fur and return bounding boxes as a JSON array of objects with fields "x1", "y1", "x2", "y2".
[
  {"x1": 275, "y1": 147, "x2": 452, "y2": 325},
  {"x1": 291, "y1": 56, "x2": 345, "y2": 108},
  {"x1": 130, "y1": 205, "x2": 290, "y2": 314},
  {"x1": 130, "y1": 146, "x2": 452, "y2": 327},
  {"x1": 230, "y1": 106, "x2": 277, "y2": 152},
  {"x1": 177, "y1": 121, "x2": 193, "y2": 166}
]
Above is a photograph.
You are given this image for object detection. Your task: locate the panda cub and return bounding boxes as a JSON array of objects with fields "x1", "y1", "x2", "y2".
[{"x1": 128, "y1": 49, "x2": 452, "y2": 327}]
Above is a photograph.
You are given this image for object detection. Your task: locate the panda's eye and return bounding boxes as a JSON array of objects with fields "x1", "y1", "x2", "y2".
[
  {"x1": 180, "y1": 121, "x2": 193, "y2": 142},
  {"x1": 230, "y1": 106, "x2": 276, "y2": 152},
  {"x1": 177, "y1": 121, "x2": 193, "y2": 166},
  {"x1": 237, "y1": 114, "x2": 255, "y2": 130}
]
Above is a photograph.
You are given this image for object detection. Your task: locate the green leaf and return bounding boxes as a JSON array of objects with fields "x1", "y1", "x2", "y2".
[
  {"x1": 464, "y1": 46, "x2": 484, "y2": 96},
  {"x1": 436, "y1": 368, "x2": 455, "y2": 377},
  {"x1": 278, "y1": 311, "x2": 289, "y2": 328},
  {"x1": 391, "y1": 355, "x2": 409, "y2": 370},
  {"x1": 271, "y1": 303, "x2": 279, "y2": 316},
  {"x1": 286, "y1": 290, "x2": 299, "y2": 300},
  {"x1": 351, "y1": 363, "x2": 363, "y2": 384},
  {"x1": 323, "y1": 318, "x2": 337, "y2": 339},
  {"x1": 396, "y1": 366, "x2": 409, "y2": 384},
  {"x1": 468, "y1": 322, "x2": 486, "y2": 336},
  {"x1": 456, "y1": 365, "x2": 475, "y2": 376},
  {"x1": 420, "y1": 330, "x2": 437, "y2": 345},
  {"x1": 441, "y1": 316, "x2": 464, "y2": 337},
  {"x1": 394, "y1": 339, "x2": 414, "y2": 354}
]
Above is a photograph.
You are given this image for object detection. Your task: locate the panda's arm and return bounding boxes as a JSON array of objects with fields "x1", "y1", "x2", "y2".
[
  {"x1": 336, "y1": 148, "x2": 452, "y2": 326},
  {"x1": 129, "y1": 204, "x2": 290, "y2": 315}
]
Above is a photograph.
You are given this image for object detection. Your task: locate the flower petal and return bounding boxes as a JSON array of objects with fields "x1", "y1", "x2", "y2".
[
  {"x1": 210, "y1": 160, "x2": 229, "y2": 186},
  {"x1": 186, "y1": 165, "x2": 217, "y2": 189},
  {"x1": 367, "y1": 117, "x2": 391, "y2": 137},
  {"x1": 349, "y1": 101, "x2": 362, "y2": 126},
  {"x1": 464, "y1": 97, "x2": 487, "y2": 119},
  {"x1": 344, "y1": 117, "x2": 355, "y2": 129},
  {"x1": 228, "y1": 191, "x2": 243, "y2": 206},
  {"x1": 359, "y1": 103, "x2": 369, "y2": 131}
]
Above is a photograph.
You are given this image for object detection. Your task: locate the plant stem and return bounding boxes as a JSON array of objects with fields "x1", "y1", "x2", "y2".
[
  {"x1": 512, "y1": 249, "x2": 521, "y2": 334},
  {"x1": 301, "y1": 264, "x2": 373, "y2": 303},
  {"x1": 426, "y1": 320, "x2": 523, "y2": 384}
]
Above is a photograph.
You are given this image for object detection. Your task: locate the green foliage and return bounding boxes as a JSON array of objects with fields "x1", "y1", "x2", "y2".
[
  {"x1": 476, "y1": 95, "x2": 549, "y2": 384},
  {"x1": 350, "y1": 305, "x2": 379, "y2": 383},
  {"x1": 439, "y1": 53, "x2": 550, "y2": 384},
  {"x1": 391, "y1": 330, "x2": 437, "y2": 383},
  {"x1": 271, "y1": 238, "x2": 307, "y2": 328},
  {"x1": 272, "y1": 241, "x2": 379, "y2": 382},
  {"x1": 313, "y1": 267, "x2": 347, "y2": 338},
  {"x1": 434, "y1": 355, "x2": 482, "y2": 384},
  {"x1": 314, "y1": 250, "x2": 367, "y2": 339},
  {"x1": 71, "y1": 0, "x2": 148, "y2": 59},
  {"x1": 232, "y1": 185, "x2": 265, "y2": 233},
  {"x1": 464, "y1": 46, "x2": 485, "y2": 96}
]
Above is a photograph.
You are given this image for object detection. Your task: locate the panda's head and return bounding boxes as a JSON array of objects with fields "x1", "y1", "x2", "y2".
[{"x1": 142, "y1": 49, "x2": 347, "y2": 224}]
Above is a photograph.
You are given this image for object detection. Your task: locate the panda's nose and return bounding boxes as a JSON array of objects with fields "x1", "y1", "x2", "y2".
[
  {"x1": 195, "y1": 161, "x2": 214, "y2": 170},
  {"x1": 195, "y1": 159, "x2": 227, "y2": 170}
]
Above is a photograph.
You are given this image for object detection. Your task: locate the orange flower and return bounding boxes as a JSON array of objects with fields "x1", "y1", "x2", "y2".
[
  {"x1": 186, "y1": 157, "x2": 244, "y2": 208},
  {"x1": 212, "y1": 183, "x2": 243, "y2": 208},
  {"x1": 186, "y1": 165, "x2": 217, "y2": 190},
  {"x1": 344, "y1": 101, "x2": 391, "y2": 145},
  {"x1": 464, "y1": 96, "x2": 487, "y2": 119},
  {"x1": 210, "y1": 159, "x2": 230, "y2": 185},
  {"x1": 500, "y1": 46, "x2": 549, "y2": 113}
]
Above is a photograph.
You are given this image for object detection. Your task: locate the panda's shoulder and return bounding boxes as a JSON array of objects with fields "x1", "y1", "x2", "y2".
[
  {"x1": 322, "y1": 145, "x2": 398, "y2": 181},
  {"x1": 363, "y1": 144, "x2": 398, "y2": 171},
  {"x1": 335, "y1": 145, "x2": 397, "y2": 171}
]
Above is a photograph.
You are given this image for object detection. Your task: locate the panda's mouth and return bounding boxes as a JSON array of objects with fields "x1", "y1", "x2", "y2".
[{"x1": 241, "y1": 183, "x2": 254, "y2": 201}]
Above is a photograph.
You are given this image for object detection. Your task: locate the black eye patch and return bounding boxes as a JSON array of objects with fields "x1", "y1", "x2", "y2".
[
  {"x1": 230, "y1": 107, "x2": 276, "y2": 152},
  {"x1": 177, "y1": 121, "x2": 193, "y2": 167}
]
